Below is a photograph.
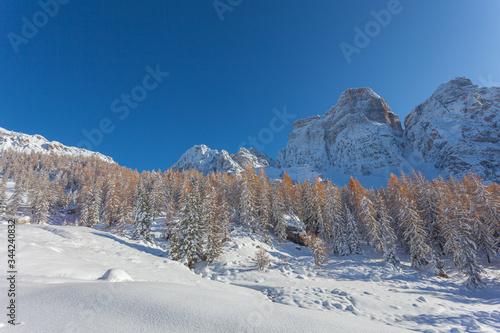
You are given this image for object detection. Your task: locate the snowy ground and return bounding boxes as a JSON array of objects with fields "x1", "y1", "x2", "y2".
[
  {"x1": 195, "y1": 227, "x2": 500, "y2": 332},
  {"x1": 0, "y1": 223, "x2": 409, "y2": 333},
  {"x1": 1, "y1": 175, "x2": 500, "y2": 332},
  {"x1": 0, "y1": 222, "x2": 498, "y2": 333}
]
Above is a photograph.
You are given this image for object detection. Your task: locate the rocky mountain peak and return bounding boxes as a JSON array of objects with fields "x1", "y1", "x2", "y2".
[
  {"x1": 327, "y1": 87, "x2": 403, "y2": 132},
  {"x1": 404, "y1": 77, "x2": 499, "y2": 181},
  {"x1": 277, "y1": 87, "x2": 405, "y2": 174},
  {"x1": 172, "y1": 145, "x2": 274, "y2": 175}
]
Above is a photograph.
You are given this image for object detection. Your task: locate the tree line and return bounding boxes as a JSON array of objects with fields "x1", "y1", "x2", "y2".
[{"x1": 0, "y1": 149, "x2": 498, "y2": 288}]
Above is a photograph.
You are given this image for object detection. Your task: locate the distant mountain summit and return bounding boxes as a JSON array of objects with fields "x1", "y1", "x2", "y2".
[
  {"x1": 3, "y1": 77, "x2": 498, "y2": 183},
  {"x1": 0, "y1": 127, "x2": 114, "y2": 163},
  {"x1": 276, "y1": 87, "x2": 406, "y2": 175},
  {"x1": 171, "y1": 145, "x2": 275, "y2": 174},
  {"x1": 173, "y1": 77, "x2": 499, "y2": 183},
  {"x1": 405, "y1": 77, "x2": 500, "y2": 181}
]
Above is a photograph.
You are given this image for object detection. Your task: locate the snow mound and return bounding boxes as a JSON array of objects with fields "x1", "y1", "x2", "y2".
[{"x1": 99, "y1": 269, "x2": 134, "y2": 282}]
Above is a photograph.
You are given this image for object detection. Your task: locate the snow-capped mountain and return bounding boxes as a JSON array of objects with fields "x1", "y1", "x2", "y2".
[
  {"x1": 0, "y1": 127, "x2": 114, "y2": 163},
  {"x1": 172, "y1": 145, "x2": 241, "y2": 174},
  {"x1": 277, "y1": 87, "x2": 406, "y2": 175},
  {"x1": 231, "y1": 147, "x2": 276, "y2": 168},
  {"x1": 172, "y1": 145, "x2": 276, "y2": 174},
  {"x1": 272, "y1": 78, "x2": 499, "y2": 182},
  {"x1": 405, "y1": 77, "x2": 500, "y2": 182},
  {"x1": 171, "y1": 145, "x2": 275, "y2": 175}
]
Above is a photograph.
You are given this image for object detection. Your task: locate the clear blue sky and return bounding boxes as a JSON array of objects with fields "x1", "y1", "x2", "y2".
[{"x1": 1, "y1": 0, "x2": 499, "y2": 171}]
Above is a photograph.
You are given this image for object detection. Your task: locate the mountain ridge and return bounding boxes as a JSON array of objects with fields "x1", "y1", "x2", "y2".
[{"x1": 1, "y1": 77, "x2": 498, "y2": 183}]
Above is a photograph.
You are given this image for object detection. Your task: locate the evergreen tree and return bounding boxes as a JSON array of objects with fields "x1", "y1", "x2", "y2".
[
  {"x1": 132, "y1": 188, "x2": 152, "y2": 241},
  {"x1": 399, "y1": 186, "x2": 431, "y2": 269},
  {"x1": 349, "y1": 177, "x2": 382, "y2": 251},
  {"x1": 258, "y1": 169, "x2": 273, "y2": 242},
  {"x1": 150, "y1": 176, "x2": 167, "y2": 222},
  {"x1": 6, "y1": 181, "x2": 23, "y2": 216},
  {"x1": 0, "y1": 178, "x2": 7, "y2": 214},
  {"x1": 344, "y1": 204, "x2": 361, "y2": 254},
  {"x1": 301, "y1": 231, "x2": 329, "y2": 268},
  {"x1": 240, "y1": 163, "x2": 259, "y2": 233},
  {"x1": 464, "y1": 174, "x2": 498, "y2": 263},
  {"x1": 272, "y1": 187, "x2": 287, "y2": 244},
  {"x1": 438, "y1": 185, "x2": 484, "y2": 288},
  {"x1": 323, "y1": 183, "x2": 347, "y2": 255},
  {"x1": 169, "y1": 178, "x2": 204, "y2": 266},
  {"x1": 202, "y1": 180, "x2": 224, "y2": 263},
  {"x1": 103, "y1": 180, "x2": 121, "y2": 227},
  {"x1": 375, "y1": 192, "x2": 399, "y2": 265}
]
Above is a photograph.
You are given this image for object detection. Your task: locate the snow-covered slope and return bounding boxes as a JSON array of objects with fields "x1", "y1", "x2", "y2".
[
  {"x1": 277, "y1": 88, "x2": 406, "y2": 175},
  {"x1": 0, "y1": 127, "x2": 114, "y2": 163},
  {"x1": 231, "y1": 147, "x2": 276, "y2": 168},
  {"x1": 172, "y1": 145, "x2": 242, "y2": 174},
  {"x1": 405, "y1": 77, "x2": 500, "y2": 182},
  {"x1": 0, "y1": 223, "x2": 407, "y2": 333},
  {"x1": 172, "y1": 145, "x2": 274, "y2": 174}
]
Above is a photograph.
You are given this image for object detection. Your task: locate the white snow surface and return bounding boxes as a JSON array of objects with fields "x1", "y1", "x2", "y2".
[
  {"x1": 1, "y1": 216, "x2": 499, "y2": 332},
  {"x1": 0, "y1": 127, "x2": 113, "y2": 163},
  {"x1": 0, "y1": 223, "x2": 409, "y2": 333}
]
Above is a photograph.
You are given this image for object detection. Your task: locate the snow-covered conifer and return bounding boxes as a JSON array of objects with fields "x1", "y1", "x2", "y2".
[
  {"x1": 375, "y1": 192, "x2": 399, "y2": 265},
  {"x1": 169, "y1": 178, "x2": 204, "y2": 266},
  {"x1": 344, "y1": 204, "x2": 361, "y2": 255},
  {"x1": 132, "y1": 187, "x2": 152, "y2": 241},
  {"x1": 272, "y1": 187, "x2": 287, "y2": 243}
]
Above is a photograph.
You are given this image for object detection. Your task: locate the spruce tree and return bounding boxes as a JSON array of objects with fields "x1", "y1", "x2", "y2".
[
  {"x1": 324, "y1": 184, "x2": 347, "y2": 255},
  {"x1": 240, "y1": 163, "x2": 259, "y2": 233},
  {"x1": 0, "y1": 178, "x2": 7, "y2": 215},
  {"x1": 375, "y1": 192, "x2": 399, "y2": 265},
  {"x1": 344, "y1": 204, "x2": 361, "y2": 255},
  {"x1": 272, "y1": 187, "x2": 287, "y2": 244},
  {"x1": 438, "y1": 185, "x2": 484, "y2": 288},
  {"x1": 133, "y1": 189, "x2": 152, "y2": 241},
  {"x1": 169, "y1": 178, "x2": 204, "y2": 266},
  {"x1": 202, "y1": 180, "x2": 223, "y2": 263},
  {"x1": 7, "y1": 181, "x2": 23, "y2": 217}
]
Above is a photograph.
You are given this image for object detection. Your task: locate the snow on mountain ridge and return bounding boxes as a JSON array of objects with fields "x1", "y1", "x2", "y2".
[
  {"x1": 277, "y1": 87, "x2": 406, "y2": 175},
  {"x1": 172, "y1": 145, "x2": 277, "y2": 175},
  {"x1": 405, "y1": 77, "x2": 500, "y2": 182},
  {"x1": 0, "y1": 127, "x2": 114, "y2": 163}
]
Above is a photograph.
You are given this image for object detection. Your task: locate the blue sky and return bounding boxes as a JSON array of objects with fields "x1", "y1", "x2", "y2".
[{"x1": 1, "y1": 0, "x2": 499, "y2": 171}]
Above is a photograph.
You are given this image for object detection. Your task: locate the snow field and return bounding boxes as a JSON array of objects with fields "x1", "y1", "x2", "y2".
[{"x1": 0, "y1": 223, "x2": 406, "y2": 333}]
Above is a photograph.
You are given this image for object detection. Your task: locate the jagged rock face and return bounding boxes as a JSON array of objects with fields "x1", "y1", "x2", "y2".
[
  {"x1": 172, "y1": 145, "x2": 274, "y2": 174},
  {"x1": 405, "y1": 77, "x2": 500, "y2": 182},
  {"x1": 0, "y1": 127, "x2": 114, "y2": 163},
  {"x1": 172, "y1": 145, "x2": 242, "y2": 174},
  {"x1": 231, "y1": 147, "x2": 275, "y2": 168},
  {"x1": 277, "y1": 88, "x2": 406, "y2": 175}
]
